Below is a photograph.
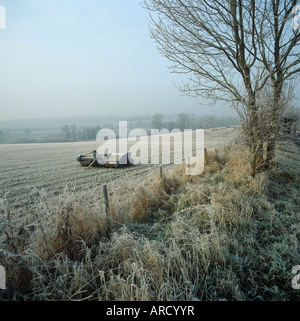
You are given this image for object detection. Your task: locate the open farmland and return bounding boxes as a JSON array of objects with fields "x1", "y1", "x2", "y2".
[
  {"x1": 0, "y1": 127, "x2": 239, "y2": 208},
  {"x1": 1, "y1": 127, "x2": 299, "y2": 301}
]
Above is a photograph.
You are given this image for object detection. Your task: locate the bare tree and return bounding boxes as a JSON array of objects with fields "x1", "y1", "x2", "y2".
[
  {"x1": 142, "y1": 0, "x2": 265, "y2": 176},
  {"x1": 151, "y1": 113, "x2": 164, "y2": 129},
  {"x1": 176, "y1": 113, "x2": 195, "y2": 130},
  {"x1": 166, "y1": 119, "x2": 177, "y2": 131},
  {"x1": 255, "y1": 0, "x2": 300, "y2": 167},
  {"x1": 143, "y1": 0, "x2": 300, "y2": 176},
  {"x1": 236, "y1": 78, "x2": 294, "y2": 166},
  {"x1": 23, "y1": 128, "x2": 31, "y2": 135}
]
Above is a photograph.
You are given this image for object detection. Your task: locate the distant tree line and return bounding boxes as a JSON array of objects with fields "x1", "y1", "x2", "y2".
[
  {"x1": 46, "y1": 124, "x2": 101, "y2": 142},
  {"x1": 151, "y1": 113, "x2": 238, "y2": 131}
]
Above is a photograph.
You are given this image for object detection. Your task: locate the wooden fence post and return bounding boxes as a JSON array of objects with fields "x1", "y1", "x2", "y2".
[{"x1": 103, "y1": 184, "x2": 111, "y2": 219}]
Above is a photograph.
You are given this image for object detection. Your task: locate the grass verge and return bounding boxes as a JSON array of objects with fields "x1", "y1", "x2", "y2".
[{"x1": 0, "y1": 142, "x2": 299, "y2": 301}]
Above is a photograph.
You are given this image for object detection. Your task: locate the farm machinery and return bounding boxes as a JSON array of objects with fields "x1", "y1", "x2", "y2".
[{"x1": 77, "y1": 150, "x2": 133, "y2": 168}]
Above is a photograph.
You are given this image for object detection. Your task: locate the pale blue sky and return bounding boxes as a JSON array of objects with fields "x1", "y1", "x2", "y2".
[{"x1": 0, "y1": 0, "x2": 284, "y2": 121}]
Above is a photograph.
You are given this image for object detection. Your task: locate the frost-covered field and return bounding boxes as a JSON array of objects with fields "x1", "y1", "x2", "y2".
[
  {"x1": 0, "y1": 127, "x2": 239, "y2": 205},
  {"x1": 0, "y1": 127, "x2": 299, "y2": 301}
]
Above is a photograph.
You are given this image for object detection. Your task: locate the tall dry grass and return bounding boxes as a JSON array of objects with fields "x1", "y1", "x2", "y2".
[{"x1": 0, "y1": 142, "x2": 299, "y2": 301}]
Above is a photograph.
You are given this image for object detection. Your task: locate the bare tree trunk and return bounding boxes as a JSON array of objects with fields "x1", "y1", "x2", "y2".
[
  {"x1": 257, "y1": 140, "x2": 264, "y2": 170},
  {"x1": 249, "y1": 105, "x2": 261, "y2": 177},
  {"x1": 266, "y1": 83, "x2": 282, "y2": 168},
  {"x1": 260, "y1": 0, "x2": 299, "y2": 168}
]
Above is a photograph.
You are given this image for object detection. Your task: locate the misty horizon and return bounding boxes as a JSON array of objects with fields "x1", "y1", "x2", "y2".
[
  {"x1": 0, "y1": 0, "x2": 246, "y2": 122},
  {"x1": 0, "y1": 1, "x2": 299, "y2": 123}
]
